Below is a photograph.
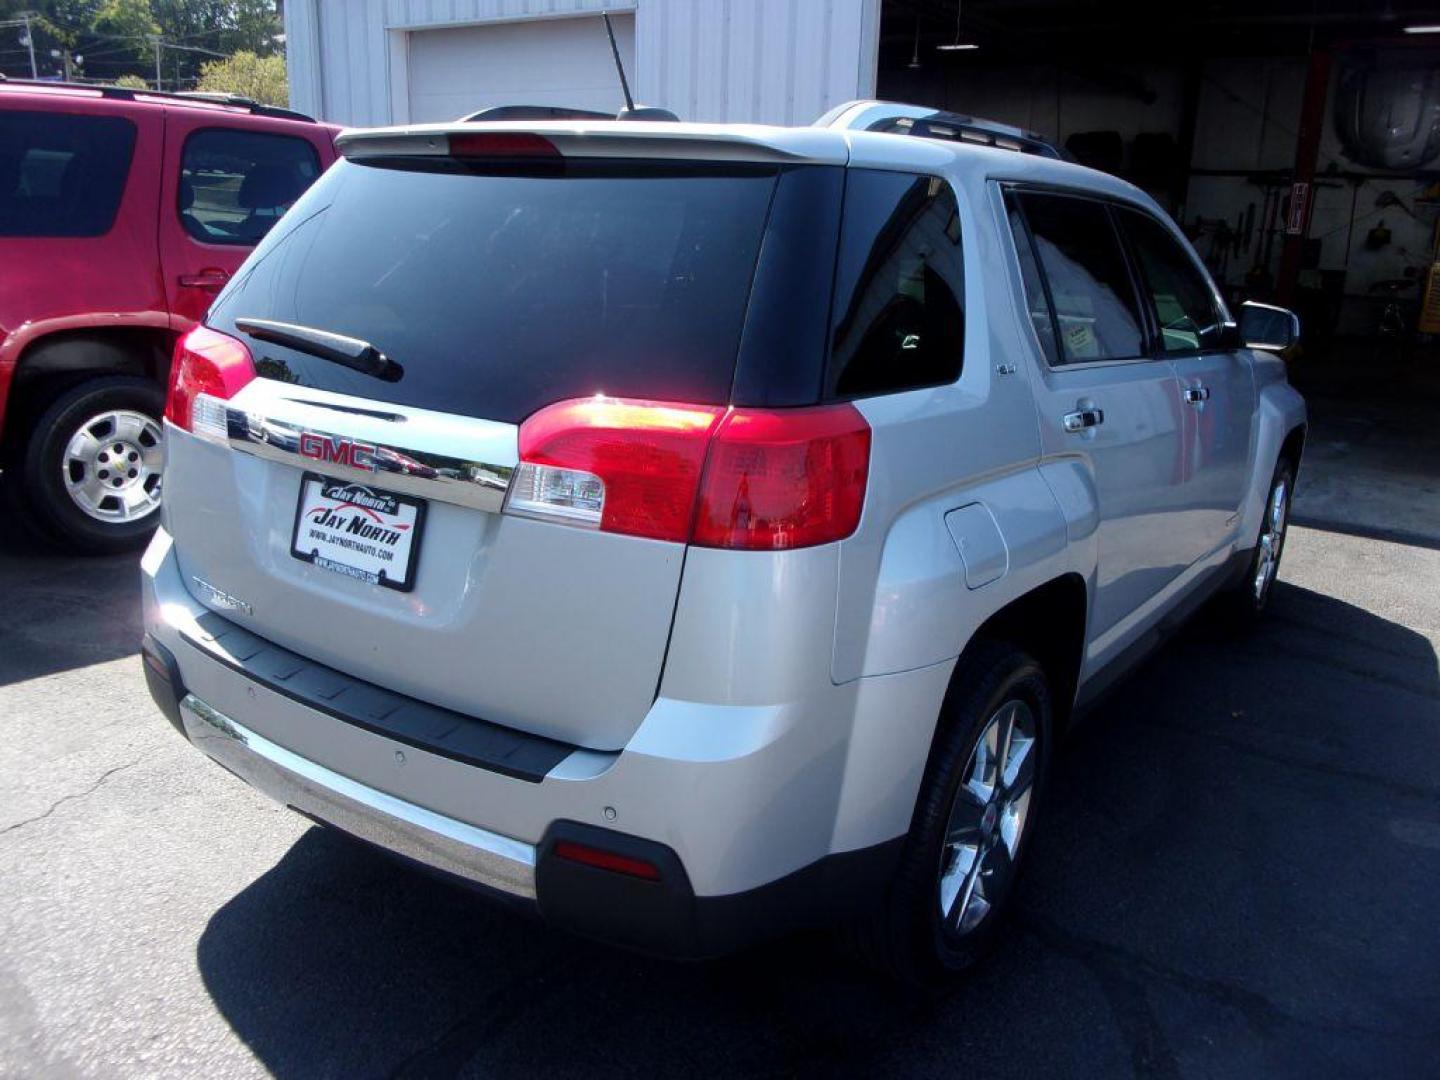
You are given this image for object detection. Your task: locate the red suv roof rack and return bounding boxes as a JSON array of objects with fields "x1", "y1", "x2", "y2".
[{"x1": 0, "y1": 78, "x2": 316, "y2": 123}]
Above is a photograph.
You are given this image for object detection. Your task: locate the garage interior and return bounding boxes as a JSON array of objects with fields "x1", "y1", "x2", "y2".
[{"x1": 877, "y1": 0, "x2": 1440, "y2": 545}]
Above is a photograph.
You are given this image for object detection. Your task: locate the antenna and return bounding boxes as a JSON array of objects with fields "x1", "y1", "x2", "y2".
[
  {"x1": 598, "y1": 12, "x2": 678, "y2": 121},
  {"x1": 602, "y1": 11, "x2": 635, "y2": 113}
]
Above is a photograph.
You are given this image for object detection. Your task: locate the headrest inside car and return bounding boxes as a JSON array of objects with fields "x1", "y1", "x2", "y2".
[{"x1": 238, "y1": 163, "x2": 303, "y2": 210}]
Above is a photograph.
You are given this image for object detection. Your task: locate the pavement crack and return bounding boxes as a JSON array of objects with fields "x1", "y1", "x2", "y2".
[{"x1": 0, "y1": 759, "x2": 143, "y2": 836}]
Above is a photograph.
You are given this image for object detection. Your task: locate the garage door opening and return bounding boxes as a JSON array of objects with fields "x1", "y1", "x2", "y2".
[{"x1": 405, "y1": 14, "x2": 636, "y2": 124}]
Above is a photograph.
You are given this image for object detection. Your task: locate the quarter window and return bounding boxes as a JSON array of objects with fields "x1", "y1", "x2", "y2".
[
  {"x1": 1011, "y1": 192, "x2": 1146, "y2": 364},
  {"x1": 826, "y1": 171, "x2": 964, "y2": 398},
  {"x1": 179, "y1": 128, "x2": 321, "y2": 246},
  {"x1": 1006, "y1": 203, "x2": 1059, "y2": 366},
  {"x1": 1118, "y1": 209, "x2": 1227, "y2": 352},
  {"x1": 0, "y1": 111, "x2": 135, "y2": 237}
]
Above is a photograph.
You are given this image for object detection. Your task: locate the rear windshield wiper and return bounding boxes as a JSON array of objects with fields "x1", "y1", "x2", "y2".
[{"x1": 234, "y1": 317, "x2": 403, "y2": 383}]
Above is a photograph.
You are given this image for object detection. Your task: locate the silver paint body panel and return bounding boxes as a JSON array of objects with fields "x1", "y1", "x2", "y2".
[{"x1": 149, "y1": 127, "x2": 1306, "y2": 899}]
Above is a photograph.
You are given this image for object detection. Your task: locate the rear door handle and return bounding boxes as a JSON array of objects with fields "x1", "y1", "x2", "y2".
[
  {"x1": 1183, "y1": 386, "x2": 1211, "y2": 404},
  {"x1": 178, "y1": 268, "x2": 230, "y2": 291},
  {"x1": 1062, "y1": 408, "x2": 1105, "y2": 433}
]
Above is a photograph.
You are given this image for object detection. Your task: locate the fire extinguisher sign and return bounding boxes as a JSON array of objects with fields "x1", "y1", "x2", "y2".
[{"x1": 1286, "y1": 182, "x2": 1310, "y2": 236}]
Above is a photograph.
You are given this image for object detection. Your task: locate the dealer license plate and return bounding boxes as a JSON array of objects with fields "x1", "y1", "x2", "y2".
[{"x1": 290, "y1": 473, "x2": 425, "y2": 591}]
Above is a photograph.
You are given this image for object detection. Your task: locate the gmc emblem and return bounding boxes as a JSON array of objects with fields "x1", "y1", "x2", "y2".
[{"x1": 298, "y1": 432, "x2": 377, "y2": 471}]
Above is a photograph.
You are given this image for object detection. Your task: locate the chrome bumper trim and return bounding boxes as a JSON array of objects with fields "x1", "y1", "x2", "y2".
[{"x1": 181, "y1": 694, "x2": 537, "y2": 899}]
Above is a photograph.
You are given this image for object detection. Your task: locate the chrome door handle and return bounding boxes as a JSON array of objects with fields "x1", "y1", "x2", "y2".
[
  {"x1": 1062, "y1": 408, "x2": 1105, "y2": 433},
  {"x1": 1183, "y1": 386, "x2": 1211, "y2": 404}
]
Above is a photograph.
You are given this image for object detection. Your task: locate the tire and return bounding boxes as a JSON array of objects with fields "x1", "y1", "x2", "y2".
[
  {"x1": 1218, "y1": 457, "x2": 1294, "y2": 624},
  {"x1": 20, "y1": 376, "x2": 166, "y2": 555},
  {"x1": 851, "y1": 640, "x2": 1052, "y2": 984}
]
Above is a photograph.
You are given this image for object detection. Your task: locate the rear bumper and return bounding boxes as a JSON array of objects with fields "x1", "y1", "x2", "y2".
[
  {"x1": 150, "y1": 676, "x2": 902, "y2": 957},
  {"x1": 141, "y1": 528, "x2": 923, "y2": 958},
  {"x1": 179, "y1": 692, "x2": 538, "y2": 899}
]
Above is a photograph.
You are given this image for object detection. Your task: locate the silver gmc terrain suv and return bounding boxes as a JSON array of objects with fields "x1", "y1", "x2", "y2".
[{"x1": 142, "y1": 101, "x2": 1307, "y2": 981}]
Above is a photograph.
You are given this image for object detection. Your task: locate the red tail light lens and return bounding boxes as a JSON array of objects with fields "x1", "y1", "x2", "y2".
[
  {"x1": 508, "y1": 397, "x2": 870, "y2": 550},
  {"x1": 509, "y1": 397, "x2": 724, "y2": 542},
  {"x1": 693, "y1": 404, "x2": 871, "y2": 550},
  {"x1": 165, "y1": 326, "x2": 255, "y2": 434}
]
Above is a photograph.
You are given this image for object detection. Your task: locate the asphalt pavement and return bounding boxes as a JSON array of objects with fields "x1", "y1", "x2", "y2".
[{"x1": 2, "y1": 397, "x2": 1438, "y2": 1078}]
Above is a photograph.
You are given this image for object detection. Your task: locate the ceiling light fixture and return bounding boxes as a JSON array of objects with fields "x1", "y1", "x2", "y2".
[
  {"x1": 937, "y1": 0, "x2": 979, "y2": 51},
  {"x1": 1402, "y1": 24, "x2": 1440, "y2": 33}
]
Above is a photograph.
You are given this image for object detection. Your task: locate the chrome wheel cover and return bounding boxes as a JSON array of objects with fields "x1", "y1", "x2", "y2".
[
  {"x1": 61, "y1": 409, "x2": 164, "y2": 524},
  {"x1": 938, "y1": 699, "x2": 1038, "y2": 937},
  {"x1": 1253, "y1": 473, "x2": 1290, "y2": 604}
]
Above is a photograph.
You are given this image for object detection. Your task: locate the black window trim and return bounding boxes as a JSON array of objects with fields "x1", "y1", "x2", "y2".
[
  {"x1": 1000, "y1": 180, "x2": 1236, "y2": 371},
  {"x1": 177, "y1": 124, "x2": 322, "y2": 249}
]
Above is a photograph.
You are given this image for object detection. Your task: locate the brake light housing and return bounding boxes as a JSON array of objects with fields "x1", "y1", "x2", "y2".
[
  {"x1": 506, "y1": 397, "x2": 870, "y2": 550},
  {"x1": 694, "y1": 405, "x2": 871, "y2": 550},
  {"x1": 165, "y1": 326, "x2": 255, "y2": 439},
  {"x1": 447, "y1": 132, "x2": 560, "y2": 160}
]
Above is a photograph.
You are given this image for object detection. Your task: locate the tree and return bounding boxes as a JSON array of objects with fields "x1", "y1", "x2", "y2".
[
  {"x1": 195, "y1": 48, "x2": 285, "y2": 105},
  {"x1": 0, "y1": 2, "x2": 283, "y2": 88},
  {"x1": 113, "y1": 73, "x2": 147, "y2": 89},
  {"x1": 91, "y1": 0, "x2": 158, "y2": 66}
]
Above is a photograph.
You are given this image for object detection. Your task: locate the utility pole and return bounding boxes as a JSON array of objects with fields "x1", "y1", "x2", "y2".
[
  {"x1": 19, "y1": 11, "x2": 38, "y2": 78},
  {"x1": 146, "y1": 37, "x2": 224, "y2": 91}
]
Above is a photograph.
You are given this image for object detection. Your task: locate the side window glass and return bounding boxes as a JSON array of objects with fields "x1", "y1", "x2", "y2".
[
  {"x1": 180, "y1": 129, "x2": 321, "y2": 246},
  {"x1": 826, "y1": 170, "x2": 964, "y2": 399},
  {"x1": 1119, "y1": 209, "x2": 1226, "y2": 352},
  {"x1": 0, "y1": 111, "x2": 135, "y2": 237},
  {"x1": 1016, "y1": 193, "x2": 1145, "y2": 364},
  {"x1": 1005, "y1": 199, "x2": 1059, "y2": 366}
]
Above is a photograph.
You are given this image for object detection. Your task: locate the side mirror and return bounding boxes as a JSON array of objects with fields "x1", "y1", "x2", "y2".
[{"x1": 1238, "y1": 301, "x2": 1301, "y2": 352}]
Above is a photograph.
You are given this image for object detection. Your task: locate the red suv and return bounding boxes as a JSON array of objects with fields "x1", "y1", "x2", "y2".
[{"x1": 0, "y1": 80, "x2": 339, "y2": 552}]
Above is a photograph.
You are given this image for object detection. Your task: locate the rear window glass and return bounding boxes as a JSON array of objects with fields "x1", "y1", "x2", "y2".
[
  {"x1": 180, "y1": 128, "x2": 321, "y2": 246},
  {"x1": 0, "y1": 110, "x2": 135, "y2": 237},
  {"x1": 209, "y1": 159, "x2": 779, "y2": 424},
  {"x1": 827, "y1": 171, "x2": 964, "y2": 398}
]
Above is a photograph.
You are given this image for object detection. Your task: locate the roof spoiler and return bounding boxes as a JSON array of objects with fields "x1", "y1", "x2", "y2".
[
  {"x1": 335, "y1": 124, "x2": 846, "y2": 166},
  {"x1": 816, "y1": 100, "x2": 1067, "y2": 160}
]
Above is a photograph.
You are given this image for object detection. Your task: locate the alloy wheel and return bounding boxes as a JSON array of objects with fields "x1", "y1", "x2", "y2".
[
  {"x1": 1253, "y1": 472, "x2": 1290, "y2": 605},
  {"x1": 937, "y1": 699, "x2": 1038, "y2": 937},
  {"x1": 61, "y1": 409, "x2": 164, "y2": 524}
]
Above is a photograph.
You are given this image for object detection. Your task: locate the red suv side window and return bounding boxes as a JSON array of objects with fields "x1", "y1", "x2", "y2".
[
  {"x1": 179, "y1": 127, "x2": 321, "y2": 246},
  {"x1": 0, "y1": 110, "x2": 136, "y2": 238}
]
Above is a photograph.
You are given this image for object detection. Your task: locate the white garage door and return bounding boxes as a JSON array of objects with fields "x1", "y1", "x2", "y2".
[{"x1": 406, "y1": 14, "x2": 636, "y2": 123}]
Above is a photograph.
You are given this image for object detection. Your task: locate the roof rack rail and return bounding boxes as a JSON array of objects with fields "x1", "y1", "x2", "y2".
[
  {"x1": 0, "y1": 78, "x2": 316, "y2": 123},
  {"x1": 460, "y1": 104, "x2": 616, "y2": 122},
  {"x1": 815, "y1": 100, "x2": 1067, "y2": 160}
]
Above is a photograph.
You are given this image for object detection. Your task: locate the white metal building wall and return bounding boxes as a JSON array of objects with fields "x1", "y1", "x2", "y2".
[{"x1": 283, "y1": 0, "x2": 881, "y2": 128}]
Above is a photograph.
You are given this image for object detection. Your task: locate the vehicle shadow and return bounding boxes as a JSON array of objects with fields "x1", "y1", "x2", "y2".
[
  {"x1": 195, "y1": 579, "x2": 1440, "y2": 1079},
  {"x1": 0, "y1": 477, "x2": 144, "y2": 687}
]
